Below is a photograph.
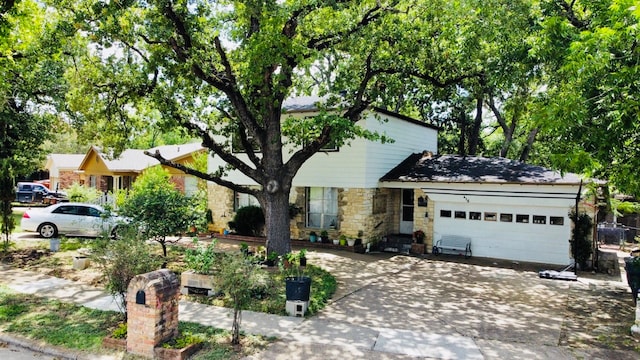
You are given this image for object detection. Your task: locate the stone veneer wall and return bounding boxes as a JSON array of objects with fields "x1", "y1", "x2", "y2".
[
  {"x1": 207, "y1": 183, "x2": 235, "y2": 234},
  {"x1": 293, "y1": 187, "x2": 396, "y2": 244},
  {"x1": 206, "y1": 183, "x2": 413, "y2": 244},
  {"x1": 413, "y1": 189, "x2": 435, "y2": 251}
]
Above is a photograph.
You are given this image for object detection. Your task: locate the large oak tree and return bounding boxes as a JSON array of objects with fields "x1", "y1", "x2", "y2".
[{"x1": 61, "y1": 0, "x2": 478, "y2": 255}]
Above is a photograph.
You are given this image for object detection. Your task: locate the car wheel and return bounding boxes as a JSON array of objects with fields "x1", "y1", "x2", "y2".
[
  {"x1": 38, "y1": 223, "x2": 58, "y2": 238},
  {"x1": 110, "y1": 226, "x2": 119, "y2": 239}
]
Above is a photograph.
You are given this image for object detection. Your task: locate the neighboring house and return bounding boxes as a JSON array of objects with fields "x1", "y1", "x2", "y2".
[
  {"x1": 380, "y1": 154, "x2": 592, "y2": 265},
  {"x1": 44, "y1": 154, "x2": 85, "y2": 191},
  {"x1": 76, "y1": 143, "x2": 205, "y2": 196},
  {"x1": 207, "y1": 96, "x2": 440, "y2": 242}
]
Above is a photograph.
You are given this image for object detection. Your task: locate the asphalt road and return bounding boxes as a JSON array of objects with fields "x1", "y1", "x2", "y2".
[{"x1": 0, "y1": 342, "x2": 56, "y2": 360}]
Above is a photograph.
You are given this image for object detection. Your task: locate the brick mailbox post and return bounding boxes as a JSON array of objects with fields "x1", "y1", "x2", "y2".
[{"x1": 127, "y1": 269, "x2": 180, "y2": 358}]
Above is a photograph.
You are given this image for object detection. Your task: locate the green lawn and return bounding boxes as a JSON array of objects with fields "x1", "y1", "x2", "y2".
[
  {"x1": 11, "y1": 209, "x2": 23, "y2": 233},
  {"x1": 0, "y1": 286, "x2": 271, "y2": 359}
]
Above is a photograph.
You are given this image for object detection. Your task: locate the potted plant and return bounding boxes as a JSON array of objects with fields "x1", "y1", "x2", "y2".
[
  {"x1": 309, "y1": 231, "x2": 318, "y2": 243},
  {"x1": 299, "y1": 249, "x2": 307, "y2": 267},
  {"x1": 239, "y1": 242, "x2": 250, "y2": 256},
  {"x1": 332, "y1": 238, "x2": 339, "y2": 245},
  {"x1": 347, "y1": 237, "x2": 356, "y2": 247},
  {"x1": 284, "y1": 255, "x2": 311, "y2": 303},
  {"x1": 413, "y1": 230, "x2": 426, "y2": 244},
  {"x1": 320, "y1": 230, "x2": 329, "y2": 243},
  {"x1": 264, "y1": 251, "x2": 279, "y2": 267},
  {"x1": 339, "y1": 234, "x2": 347, "y2": 246}
]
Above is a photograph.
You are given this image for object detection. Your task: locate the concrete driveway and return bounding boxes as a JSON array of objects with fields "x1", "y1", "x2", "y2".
[{"x1": 247, "y1": 249, "x2": 639, "y2": 359}]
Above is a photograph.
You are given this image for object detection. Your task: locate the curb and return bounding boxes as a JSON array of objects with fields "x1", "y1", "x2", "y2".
[{"x1": 0, "y1": 332, "x2": 121, "y2": 360}]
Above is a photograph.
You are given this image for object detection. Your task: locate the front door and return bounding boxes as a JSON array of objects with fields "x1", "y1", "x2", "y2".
[{"x1": 400, "y1": 189, "x2": 414, "y2": 234}]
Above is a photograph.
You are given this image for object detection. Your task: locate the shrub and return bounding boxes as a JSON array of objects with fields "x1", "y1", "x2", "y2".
[
  {"x1": 118, "y1": 166, "x2": 205, "y2": 257},
  {"x1": 90, "y1": 225, "x2": 163, "y2": 319},
  {"x1": 184, "y1": 238, "x2": 218, "y2": 274},
  {"x1": 65, "y1": 182, "x2": 102, "y2": 203},
  {"x1": 228, "y1": 206, "x2": 264, "y2": 236},
  {"x1": 570, "y1": 211, "x2": 593, "y2": 269}
]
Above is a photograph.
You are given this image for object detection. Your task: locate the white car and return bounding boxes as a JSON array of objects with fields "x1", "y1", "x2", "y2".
[{"x1": 21, "y1": 202, "x2": 123, "y2": 238}]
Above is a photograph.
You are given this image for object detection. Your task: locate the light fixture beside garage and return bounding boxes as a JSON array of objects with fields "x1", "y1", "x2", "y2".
[{"x1": 418, "y1": 196, "x2": 427, "y2": 207}]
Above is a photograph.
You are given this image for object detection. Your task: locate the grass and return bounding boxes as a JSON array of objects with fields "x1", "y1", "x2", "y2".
[
  {"x1": 0, "y1": 286, "x2": 271, "y2": 359},
  {"x1": 10, "y1": 209, "x2": 23, "y2": 233},
  {"x1": 0, "y1": 286, "x2": 122, "y2": 351}
]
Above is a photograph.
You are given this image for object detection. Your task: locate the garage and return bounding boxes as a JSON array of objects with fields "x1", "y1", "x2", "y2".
[
  {"x1": 427, "y1": 184, "x2": 579, "y2": 265},
  {"x1": 381, "y1": 154, "x2": 591, "y2": 266}
]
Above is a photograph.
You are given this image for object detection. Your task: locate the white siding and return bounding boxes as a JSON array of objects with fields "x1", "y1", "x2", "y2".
[{"x1": 208, "y1": 110, "x2": 437, "y2": 188}]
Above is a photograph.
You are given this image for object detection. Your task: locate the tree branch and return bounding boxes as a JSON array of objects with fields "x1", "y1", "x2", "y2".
[
  {"x1": 554, "y1": 0, "x2": 589, "y2": 29},
  {"x1": 144, "y1": 149, "x2": 257, "y2": 196}
]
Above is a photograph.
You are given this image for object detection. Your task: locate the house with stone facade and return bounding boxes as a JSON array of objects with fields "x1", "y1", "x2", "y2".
[
  {"x1": 206, "y1": 96, "x2": 595, "y2": 266},
  {"x1": 207, "y1": 96, "x2": 440, "y2": 243}
]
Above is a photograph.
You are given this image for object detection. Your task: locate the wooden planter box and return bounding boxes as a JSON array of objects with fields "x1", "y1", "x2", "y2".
[
  {"x1": 180, "y1": 271, "x2": 216, "y2": 296},
  {"x1": 155, "y1": 343, "x2": 203, "y2": 360}
]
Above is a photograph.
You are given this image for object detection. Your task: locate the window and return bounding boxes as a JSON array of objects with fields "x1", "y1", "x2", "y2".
[
  {"x1": 550, "y1": 216, "x2": 564, "y2": 225},
  {"x1": 500, "y1": 213, "x2": 513, "y2": 222},
  {"x1": 454, "y1": 211, "x2": 466, "y2": 219},
  {"x1": 235, "y1": 192, "x2": 260, "y2": 211},
  {"x1": 53, "y1": 206, "x2": 77, "y2": 215},
  {"x1": 516, "y1": 214, "x2": 529, "y2": 223},
  {"x1": 469, "y1": 212, "x2": 481, "y2": 220},
  {"x1": 440, "y1": 210, "x2": 452, "y2": 218},
  {"x1": 533, "y1": 215, "x2": 546, "y2": 224},
  {"x1": 484, "y1": 212, "x2": 497, "y2": 221},
  {"x1": 307, "y1": 187, "x2": 338, "y2": 229}
]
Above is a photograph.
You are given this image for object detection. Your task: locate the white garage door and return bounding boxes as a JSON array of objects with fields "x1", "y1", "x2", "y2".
[{"x1": 433, "y1": 202, "x2": 572, "y2": 265}]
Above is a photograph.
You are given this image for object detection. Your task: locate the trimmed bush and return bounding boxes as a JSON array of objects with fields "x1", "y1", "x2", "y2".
[{"x1": 229, "y1": 206, "x2": 264, "y2": 236}]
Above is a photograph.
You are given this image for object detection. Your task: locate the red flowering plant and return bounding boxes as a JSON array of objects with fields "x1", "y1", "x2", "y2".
[{"x1": 413, "y1": 230, "x2": 426, "y2": 244}]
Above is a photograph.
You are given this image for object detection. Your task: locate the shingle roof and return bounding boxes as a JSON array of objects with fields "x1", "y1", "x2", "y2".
[
  {"x1": 380, "y1": 153, "x2": 584, "y2": 184},
  {"x1": 46, "y1": 154, "x2": 85, "y2": 169},
  {"x1": 80, "y1": 143, "x2": 204, "y2": 173},
  {"x1": 282, "y1": 96, "x2": 439, "y2": 130}
]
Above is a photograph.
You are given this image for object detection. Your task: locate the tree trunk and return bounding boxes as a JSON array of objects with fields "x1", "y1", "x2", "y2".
[
  {"x1": 263, "y1": 188, "x2": 292, "y2": 255},
  {"x1": 519, "y1": 128, "x2": 539, "y2": 162},
  {"x1": 468, "y1": 94, "x2": 484, "y2": 155},
  {"x1": 457, "y1": 111, "x2": 467, "y2": 156}
]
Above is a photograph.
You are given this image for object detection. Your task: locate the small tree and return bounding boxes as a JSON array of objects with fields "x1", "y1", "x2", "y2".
[
  {"x1": 215, "y1": 252, "x2": 269, "y2": 345},
  {"x1": 119, "y1": 166, "x2": 205, "y2": 258},
  {"x1": 0, "y1": 160, "x2": 15, "y2": 253},
  {"x1": 91, "y1": 225, "x2": 162, "y2": 319}
]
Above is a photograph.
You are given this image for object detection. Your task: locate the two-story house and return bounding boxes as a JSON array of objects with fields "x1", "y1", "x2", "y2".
[
  {"x1": 206, "y1": 96, "x2": 439, "y2": 243},
  {"x1": 207, "y1": 96, "x2": 593, "y2": 266}
]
